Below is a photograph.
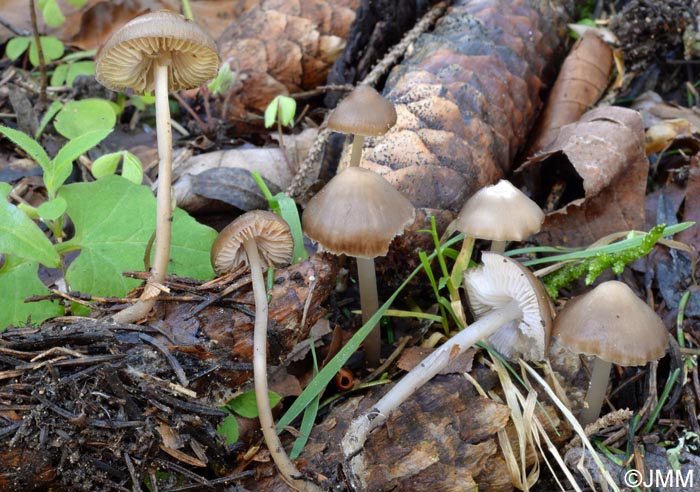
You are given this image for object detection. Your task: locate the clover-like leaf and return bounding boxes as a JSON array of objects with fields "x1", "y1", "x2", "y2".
[
  {"x1": 29, "y1": 36, "x2": 64, "y2": 67},
  {"x1": 216, "y1": 415, "x2": 239, "y2": 445},
  {"x1": 58, "y1": 175, "x2": 216, "y2": 296},
  {"x1": 225, "y1": 389, "x2": 282, "y2": 419},
  {"x1": 5, "y1": 37, "x2": 31, "y2": 61},
  {"x1": 54, "y1": 99, "x2": 116, "y2": 140}
]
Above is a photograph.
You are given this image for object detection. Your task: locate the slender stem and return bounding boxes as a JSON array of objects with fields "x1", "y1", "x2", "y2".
[
  {"x1": 490, "y1": 240, "x2": 507, "y2": 254},
  {"x1": 349, "y1": 135, "x2": 364, "y2": 167},
  {"x1": 579, "y1": 357, "x2": 612, "y2": 426},
  {"x1": 342, "y1": 299, "x2": 522, "y2": 458},
  {"x1": 357, "y1": 257, "x2": 380, "y2": 368},
  {"x1": 112, "y1": 60, "x2": 172, "y2": 323},
  {"x1": 245, "y1": 239, "x2": 321, "y2": 492},
  {"x1": 29, "y1": 0, "x2": 47, "y2": 105},
  {"x1": 181, "y1": 0, "x2": 194, "y2": 19}
]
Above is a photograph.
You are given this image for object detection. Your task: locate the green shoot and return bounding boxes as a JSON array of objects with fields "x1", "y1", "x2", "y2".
[
  {"x1": 643, "y1": 368, "x2": 680, "y2": 434},
  {"x1": 289, "y1": 333, "x2": 321, "y2": 459}
]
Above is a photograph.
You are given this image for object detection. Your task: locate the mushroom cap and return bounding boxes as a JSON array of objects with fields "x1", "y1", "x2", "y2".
[
  {"x1": 302, "y1": 166, "x2": 415, "y2": 258},
  {"x1": 454, "y1": 180, "x2": 544, "y2": 241},
  {"x1": 95, "y1": 10, "x2": 220, "y2": 94},
  {"x1": 327, "y1": 85, "x2": 397, "y2": 136},
  {"x1": 464, "y1": 252, "x2": 553, "y2": 360},
  {"x1": 211, "y1": 210, "x2": 294, "y2": 275},
  {"x1": 553, "y1": 280, "x2": 668, "y2": 366}
]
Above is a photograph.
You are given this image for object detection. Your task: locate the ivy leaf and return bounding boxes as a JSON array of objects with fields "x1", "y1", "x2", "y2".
[
  {"x1": 58, "y1": 175, "x2": 216, "y2": 296},
  {"x1": 216, "y1": 415, "x2": 239, "y2": 445},
  {"x1": 0, "y1": 255, "x2": 63, "y2": 331},
  {"x1": 0, "y1": 183, "x2": 60, "y2": 267},
  {"x1": 225, "y1": 390, "x2": 282, "y2": 419}
]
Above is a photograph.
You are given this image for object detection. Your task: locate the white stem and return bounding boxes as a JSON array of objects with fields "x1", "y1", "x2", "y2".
[
  {"x1": 357, "y1": 257, "x2": 380, "y2": 368},
  {"x1": 579, "y1": 357, "x2": 612, "y2": 427},
  {"x1": 490, "y1": 240, "x2": 507, "y2": 254},
  {"x1": 349, "y1": 134, "x2": 364, "y2": 167},
  {"x1": 113, "y1": 60, "x2": 172, "y2": 323},
  {"x1": 245, "y1": 239, "x2": 321, "y2": 492},
  {"x1": 342, "y1": 299, "x2": 522, "y2": 483}
]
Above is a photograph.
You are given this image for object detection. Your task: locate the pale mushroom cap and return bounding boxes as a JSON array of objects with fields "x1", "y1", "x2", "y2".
[
  {"x1": 464, "y1": 252, "x2": 553, "y2": 360},
  {"x1": 302, "y1": 167, "x2": 415, "y2": 258},
  {"x1": 327, "y1": 85, "x2": 397, "y2": 136},
  {"x1": 211, "y1": 210, "x2": 294, "y2": 275},
  {"x1": 455, "y1": 180, "x2": 544, "y2": 241},
  {"x1": 95, "y1": 11, "x2": 220, "y2": 94},
  {"x1": 553, "y1": 280, "x2": 668, "y2": 366}
]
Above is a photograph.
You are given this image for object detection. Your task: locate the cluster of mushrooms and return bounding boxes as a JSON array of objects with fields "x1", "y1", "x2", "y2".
[{"x1": 94, "y1": 11, "x2": 670, "y2": 492}]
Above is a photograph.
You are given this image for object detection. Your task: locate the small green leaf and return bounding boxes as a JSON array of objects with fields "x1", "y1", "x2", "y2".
[
  {"x1": 121, "y1": 152, "x2": 144, "y2": 184},
  {"x1": 91, "y1": 152, "x2": 122, "y2": 178},
  {"x1": 50, "y1": 64, "x2": 69, "y2": 87},
  {"x1": 37, "y1": 197, "x2": 67, "y2": 221},
  {"x1": 0, "y1": 125, "x2": 51, "y2": 169},
  {"x1": 65, "y1": 60, "x2": 95, "y2": 86},
  {"x1": 0, "y1": 255, "x2": 63, "y2": 332},
  {"x1": 47, "y1": 128, "x2": 112, "y2": 196},
  {"x1": 5, "y1": 37, "x2": 31, "y2": 61},
  {"x1": 28, "y1": 37, "x2": 65, "y2": 67},
  {"x1": 38, "y1": 0, "x2": 66, "y2": 27},
  {"x1": 35, "y1": 100, "x2": 64, "y2": 139},
  {"x1": 226, "y1": 389, "x2": 281, "y2": 419},
  {"x1": 0, "y1": 186, "x2": 60, "y2": 267},
  {"x1": 66, "y1": 0, "x2": 87, "y2": 7},
  {"x1": 216, "y1": 415, "x2": 239, "y2": 445},
  {"x1": 54, "y1": 98, "x2": 116, "y2": 140},
  {"x1": 264, "y1": 97, "x2": 279, "y2": 128},
  {"x1": 207, "y1": 63, "x2": 234, "y2": 95},
  {"x1": 277, "y1": 95, "x2": 296, "y2": 127}
]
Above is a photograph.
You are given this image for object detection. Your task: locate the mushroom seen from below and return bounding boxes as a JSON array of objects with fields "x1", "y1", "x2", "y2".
[
  {"x1": 302, "y1": 166, "x2": 414, "y2": 369},
  {"x1": 95, "y1": 11, "x2": 220, "y2": 323},
  {"x1": 341, "y1": 252, "x2": 553, "y2": 491},
  {"x1": 210, "y1": 211, "x2": 321, "y2": 492},
  {"x1": 552, "y1": 280, "x2": 668, "y2": 426}
]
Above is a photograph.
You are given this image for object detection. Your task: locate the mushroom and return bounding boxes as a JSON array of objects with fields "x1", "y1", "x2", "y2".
[
  {"x1": 95, "y1": 11, "x2": 220, "y2": 323},
  {"x1": 302, "y1": 166, "x2": 414, "y2": 368},
  {"x1": 341, "y1": 252, "x2": 553, "y2": 488},
  {"x1": 328, "y1": 84, "x2": 397, "y2": 167},
  {"x1": 552, "y1": 280, "x2": 668, "y2": 426},
  {"x1": 211, "y1": 211, "x2": 319, "y2": 492}
]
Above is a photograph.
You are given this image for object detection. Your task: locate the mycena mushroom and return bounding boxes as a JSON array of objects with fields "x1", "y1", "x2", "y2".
[{"x1": 95, "y1": 11, "x2": 220, "y2": 323}]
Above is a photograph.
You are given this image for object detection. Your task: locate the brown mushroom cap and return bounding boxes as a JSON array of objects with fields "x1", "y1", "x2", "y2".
[
  {"x1": 327, "y1": 85, "x2": 397, "y2": 137},
  {"x1": 302, "y1": 167, "x2": 415, "y2": 258},
  {"x1": 211, "y1": 210, "x2": 293, "y2": 275},
  {"x1": 95, "y1": 11, "x2": 220, "y2": 94},
  {"x1": 454, "y1": 180, "x2": 544, "y2": 241},
  {"x1": 464, "y1": 252, "x2": 553, "y2": 360},
  {"x1": 553, "y1": 280, "x2": 668, "y2": 366}
]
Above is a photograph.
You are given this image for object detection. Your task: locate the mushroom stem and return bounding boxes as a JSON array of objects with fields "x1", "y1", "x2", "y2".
[
  {"x1": 112, "y1": 60, "x2": 172, "y2": 323},
  {"x1": 579, "y1": 357, "x2": 612, "y2": 426},
  {"x1": 349, "y1": 135, "x2": 364, "y2": 167},
  {"x1": 244, "y1": 239, "x2": 320, "y2": 492},
  {"x1": 357, "y1": 256, "x2": 380, "y2": 368},
  {"x1": 342, "y1": 299, "x2": 522, "y2": 464},
  {"x1": 490, "y1": 240, "x2": 507, "y2": 254}
]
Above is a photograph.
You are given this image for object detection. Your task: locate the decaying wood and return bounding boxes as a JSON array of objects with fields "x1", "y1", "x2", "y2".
[
  {"x1": 350, "y1": 0, "x2": 574, "y2": 211},
  {"x1": 524, "y1": 31, "x2": 614, "y2": 157},
  {"x1": 218, "y1": 0, "x2": 360, "y2": 126}
]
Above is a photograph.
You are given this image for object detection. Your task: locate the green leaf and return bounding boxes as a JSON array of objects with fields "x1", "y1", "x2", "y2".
[
  {"x1": 50, "y1": 63, "x2": 69, "y2": 87},
  {"x1": 0, "y1": 255, "x2": 63, "y2": 332},
  {"x1": 277, "y1": 95, "x2": 296, "y2": 127},
  {"x1": 216, "y1": 415, "x2": 239, "y2": 445},
  {"x1": 207, "y1": 63, "x2": 234, "y2": 95},
  {"x1": 39, "y1": 0, "x2": 66, "y2": 27},
  {"x1": 273, "y1": 192, "x2": 307, "y2": 263},
  {"x1": 37, "y1": 197, "x2": 67, "y2": 221},
  {"x1": 65, "y1": 60, "x2": 95, "y2": 86},
  {"x1": 54, "y1": 99, "x2": 116, "y2": 140},
  {"x1": 66, "y1": 0, "x2": 87, "y2": 7},
  {"x1": 47, "y1": 128, "x2": 112, "y2": 196},
  {"x1": 57, "y1": 176, "x2": 216, "y2": 297},
  {"x1": 5, "y1": 37, "x2": 31, "y2": 61},
  {"x1": 91, "y1": 152, "x2": 122, "y2": 178},
  {"x1": 121, "y1": 152, "x2": 144, "y2": 184},
  {"x1": 0, "y1": 184, "x2": 60, "y2": 267},
  {"x1": 28, "y1": 37, "x2": 65, "y2": 67},
  {"x1": 226, "y1": 389, "x2": 282, "y2": 419},
  {"x1": 264, "y1": 97, "x2": 279, "y2": 128},
  {"x1": 36, "y1": 100, "x2": 63, "y2": 139},
  {"x1": 0, "y1": 125, "x2": 51, "y2": 169}
]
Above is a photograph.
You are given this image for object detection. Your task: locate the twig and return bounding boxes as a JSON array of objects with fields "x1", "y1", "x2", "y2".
[
  {"x1": 138, "y1": 333, "x2": 189, "y2": 388},
  {"x1": 29, "y1": 0, "x2": 47, "y2": 105},
  {"x1": 0, "y1": 17, "x2": 30, "y2": 36},
  {"x1": 171, "y1": 92, "x2": 209, "y2": 136}
]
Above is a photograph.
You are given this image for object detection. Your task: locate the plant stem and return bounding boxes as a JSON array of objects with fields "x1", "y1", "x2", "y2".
[
  {"x1": 181, "y1": 0, "x2": 194, "y2": 20},
  {"x1": 112, "y1": 59, "x2": 172, "y2": 323},
  {"x1": 29, "y1": 0, "x2": 47, "y2": 105},
  {"x1": 349, "y1": 135, "x2": 364, "y2": 167},
  {"x1": 491, "y1": 240, "x2": 507, "y2": 253},
  {"x1": 342, "y1": 299, "x2": 522, "y2": 482},
  {"x1": 244, "y1": 239, "x2": 321, "y2": 492},
  {"x1": 579, "y1": 357, "x2": 611, "y2": 426},
  {"x1": 357, "y1": 256, "x2": 380, "y2": 368}
]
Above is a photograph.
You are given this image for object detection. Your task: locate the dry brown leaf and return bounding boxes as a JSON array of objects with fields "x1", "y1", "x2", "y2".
[
  {"x1": 525, "y1": 30, "x2": 614, "y2": 157},
  {"x1": 519, "y1": 106, "x2": 648, "y2": 246},
  {"x1": 397, "y1": 346, "x2": 476, "y2": 375}
]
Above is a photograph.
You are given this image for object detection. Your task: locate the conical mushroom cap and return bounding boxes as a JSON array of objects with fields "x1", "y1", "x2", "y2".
[
  {"x1": 464, "y1": 252, "x2": 553, "y2": 361},
  {"x1": 211, "y1": 210, "x2": 293, "y2": 275},
  {"x1": 327, "y1": 85, "x2": 397, "y2": 136},
  {"x1": 302, "y1": 167, "x2": 415, "y2": 258},
  {"x1": 455, "y1": 180, "x2": 544, "y2": 241},
  {"x1": 96, "y1": 10, "x2": 220, "y2": 94},
  {"x1": 553, "y1": 280, "x2": 668, "y2": 366}
]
